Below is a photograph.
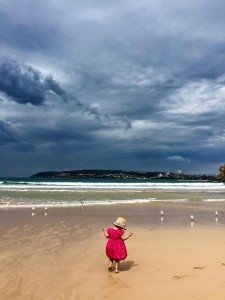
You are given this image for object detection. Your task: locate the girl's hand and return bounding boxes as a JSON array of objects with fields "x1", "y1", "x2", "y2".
[
  {"x1": 129, "y1": 233, "x2": 133, "y2": 237},
  {"x1": 102, "y1": 228, "x2": 109, "y2": 238}
]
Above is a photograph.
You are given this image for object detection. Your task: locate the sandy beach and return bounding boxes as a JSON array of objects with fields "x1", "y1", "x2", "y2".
[{"x1": 0, "y1": 202, "x2": 225, "y2": 300}]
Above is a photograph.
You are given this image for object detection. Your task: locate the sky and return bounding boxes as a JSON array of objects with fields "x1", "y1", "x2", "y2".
[{"x1": 0, "y1": 0, "x2": 225, "y2": 177}]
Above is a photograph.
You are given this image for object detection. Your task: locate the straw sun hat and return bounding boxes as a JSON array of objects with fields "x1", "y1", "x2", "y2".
[{"x1": 113, "y1": 217, "x2": 127, "y2": 229}]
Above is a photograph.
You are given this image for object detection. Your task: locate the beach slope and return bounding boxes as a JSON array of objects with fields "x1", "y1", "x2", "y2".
[{"x1": 0, "y1": 206, "x2": 225, "y2": 299}]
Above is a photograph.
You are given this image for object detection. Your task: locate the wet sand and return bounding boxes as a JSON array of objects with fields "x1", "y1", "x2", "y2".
[{"x1": 0, "y1": 202, "x2": 225, "y2": 299}]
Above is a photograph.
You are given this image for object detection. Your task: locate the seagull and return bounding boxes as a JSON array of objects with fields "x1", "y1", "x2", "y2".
[
  {"x1": 44, "y1": 212, "x2": 48, "y2": 217},
  {"x1": 32, "y1": 212, "x2": 35, "y2": 217},
  {"x1": 215, "y1": 211, "x2": 218, "y2": 216},
  {"x1": 190, "y1": 215, "x2": 195, "y2": 221},
  {"x1": 32, "y1": 207, "x2": 36, "y2": 211},
  {"x1": 160, "y1": 210, "x2": 164, "y2": 216},
  {"x1": 45, "y1": 207, "x2": 48, "y2": 211}
]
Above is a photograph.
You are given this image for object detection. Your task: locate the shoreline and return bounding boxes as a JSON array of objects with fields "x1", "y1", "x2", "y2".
[
  {"x1": 1, "y1": 201, "x2": 225, "y2": 227},
  {"x1": 1, "y1": 188, "x2": 225, "y2": 209}
]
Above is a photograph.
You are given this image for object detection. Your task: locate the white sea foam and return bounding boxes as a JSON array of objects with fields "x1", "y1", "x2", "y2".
[
  {"x1": 1, "y1": 197, "x2": 214, "y2": 209},
  {"x1": 1, "y1": 179, "x2": 225, "y2": 207},
  {"x1": 203, "y1": 198, "x2": 225, "y2": 202},
  {"x1": 0, "y1": 198, "x2": 157, "y2": 208},
  {"x1": 0, "y1": 180, "x2": 224, "y2": 191}
]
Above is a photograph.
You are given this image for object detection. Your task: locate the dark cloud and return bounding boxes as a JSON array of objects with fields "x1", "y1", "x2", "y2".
[
  {"x1": 0, "y1": 118, "x2": 37, "y2": 153},
  {"x1": 0, "y1": 57, "x2": 123, "y2": 125},
  {"x1": 0, "y1": 58, "x2": 67, "y2": 105},
  {"x1": 0, "y1": 0, "x2": 225, "y2": 176},
  {"x1": 0, "y1": 119, "x2": 18, "y2": 145}
]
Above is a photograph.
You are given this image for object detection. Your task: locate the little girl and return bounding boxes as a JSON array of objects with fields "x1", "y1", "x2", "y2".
[{"x1": 102, "y1": 217, "x2": 133, "y2": 273}]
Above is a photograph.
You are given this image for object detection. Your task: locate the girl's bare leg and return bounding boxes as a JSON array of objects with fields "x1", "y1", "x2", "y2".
[
  {"x1": 108, "y1": 259, "x2": 114, "y2": 271},
  {"x1": 115, "y1": 261, "x2": 120, "y2": 273}
]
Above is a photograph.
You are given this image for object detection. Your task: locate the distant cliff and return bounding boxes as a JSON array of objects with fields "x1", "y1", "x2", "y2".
[{"x1": 30, "y1": 169, "x2": 217, "y2": 181}]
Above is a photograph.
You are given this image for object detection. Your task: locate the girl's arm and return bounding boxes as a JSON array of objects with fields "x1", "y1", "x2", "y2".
[
  {"x1": 102, "y1": 228, "x2": 109, "y2": 238},
  {"x1": 121, "y1": 232, "x2": 133, "y2": 241}
]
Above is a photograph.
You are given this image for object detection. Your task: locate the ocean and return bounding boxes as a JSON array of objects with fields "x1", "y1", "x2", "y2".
[{"x1": 0, "y1": 178, "x2": 225, "y2": 208}]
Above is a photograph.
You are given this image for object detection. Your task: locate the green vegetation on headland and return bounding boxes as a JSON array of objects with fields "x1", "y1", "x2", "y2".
[
  {"x1": 30, "y1": 169, "x2": 220, "y2": 181},
  {"x1": 218, "y1": 165, "x2": 225, "y2": 182}
]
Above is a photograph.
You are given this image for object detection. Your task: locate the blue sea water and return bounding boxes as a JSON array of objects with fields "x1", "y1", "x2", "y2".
[{"x1": 0, "y1": 178, "x2": 225, "y2": 208}]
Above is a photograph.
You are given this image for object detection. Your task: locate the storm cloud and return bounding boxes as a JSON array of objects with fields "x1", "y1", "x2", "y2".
[
  {"x1": 0, "y1": 58, "x2": 66, "y2": 105},
  {"x1": 0, "y1": 119, "x2": 18, "y2": 144},
  {"x1": 0, "y1": 0, "x2": 225, "y2": 177},
  {"x1": 0, "y1": 58, "x2": 116, "y2": 124}
]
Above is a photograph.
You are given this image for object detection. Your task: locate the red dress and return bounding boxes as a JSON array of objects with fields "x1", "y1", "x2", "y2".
[{"x1": 106, "y1": 228, "x2": 127, "y2": 261}]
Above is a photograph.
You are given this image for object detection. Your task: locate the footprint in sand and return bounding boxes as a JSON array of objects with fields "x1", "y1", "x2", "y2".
[
  {"x1": 173, "y1": 266, "x2": 206, "y2": 280},
  {"x1": 193, "y1": 266, "x2": 205, "y2": 270},
  {"x1": 173, "y1": 273, "x2": 199, "y2": 280},
  {"x1": 173, "y1": 275, "x2": 187, "y2": 280}
]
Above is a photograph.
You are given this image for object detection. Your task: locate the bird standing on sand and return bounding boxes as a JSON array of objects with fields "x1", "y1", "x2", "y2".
[
  {"x1": 32, "y1": 207, "x2": 36, "y2": 211},
  {"x1": 45, "y1": 207, "x2": 48, "y2": 211},
  {"x1": 160, "y1": 210, "x2": 164, "y2": 216},
  {"x1": 190, "y1": 215, "x2": 195, "y2": 227},
  {"x1": 215, "y1": 211, "x2": 218, "y2": 216}
]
